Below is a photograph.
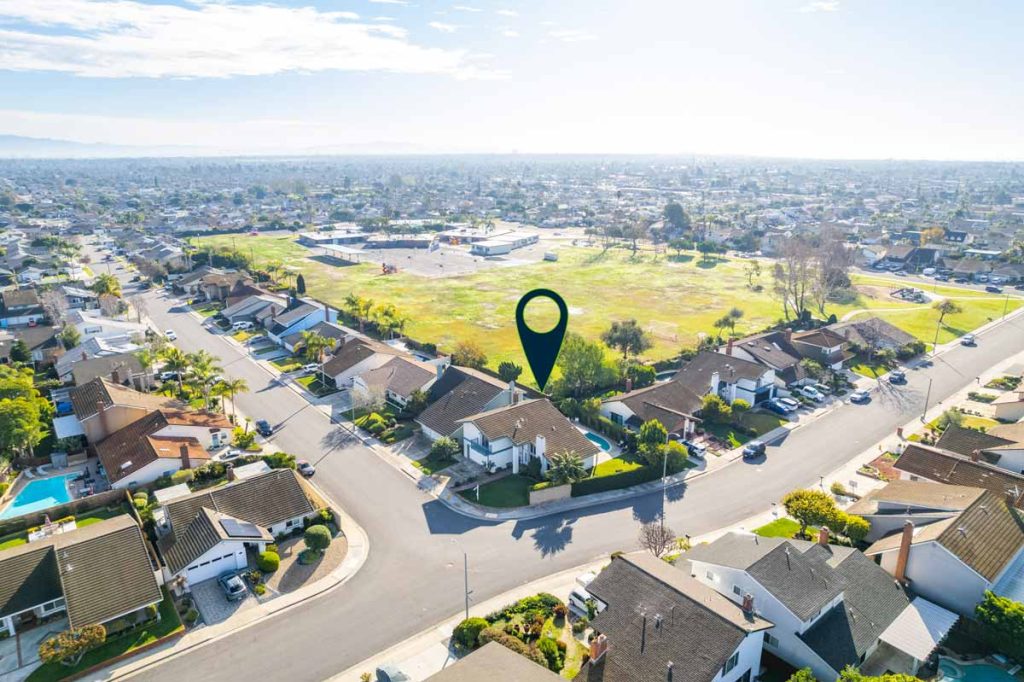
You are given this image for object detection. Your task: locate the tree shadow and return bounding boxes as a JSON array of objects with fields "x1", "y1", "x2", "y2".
[
  {"x1": 696, "y1": 257, "x2": 725, "y2": 269},
  {"x1": 667, "y1": 254, "x2": 694, "y2": 264},
  {"x1": 422, "y1": 499, "x2": 501, "y2": 536},
  {"x1": 510, "y1": 515, "x2": 577, "y2": 557}
]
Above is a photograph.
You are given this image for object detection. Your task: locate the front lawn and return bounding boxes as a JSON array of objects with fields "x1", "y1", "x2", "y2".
[
  {"x1": 27, "y1": 588, "x2": 183, "y2": 682},
  {"x1": 459, "y1": 475, "x2": 534, "y2": 508},
  {"x1": 592, "y1": 452, "x2": 644, "y2": 477},
  {"x1": 193, "y1": 302, "x2": 223, "y2": 318},
  {"x1": 705, "y1": 412, "x2": 786, "y2": 448},
  {"x1": 753, "y1": 518, "x2": 803, "y2": 538},
  {"x1": 269, "y1": 355, "x2": 304, "y2": 372},
  {"x1": 849, "y1": 355, "x2": 891, "y2": 379},
  {"x1": 295, "y1": 374, "x2": 338, "y2": 397},
  {"x1": 411, "y1": 451, "x2": 457, "y2": 475},
  {"x1": 0, "y1": 534, "x2": 27, "y2": 550},
  {"x1": 232, "y1": 329, "x2": 262, "y2": 343}
]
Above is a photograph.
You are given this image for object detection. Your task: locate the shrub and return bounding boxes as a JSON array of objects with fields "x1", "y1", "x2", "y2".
[
  {"x1": 553, "y1": 603, "x2": 568, "y2": 619},
  {"x1": 266, "y1": 543, "x2": 278, "y2": 554},
  {"x1": 170, "y1": 469, "x2": 194, "y2": 485},
  {"x1": 830, "y1": 481, "x2": 849, "y2": 497},
  {"x1": 572, "y1": 616, "x2": 589, "y2": 634},
  {"x1": 0, "y1": 481, "x2": 7, "y2": 496},
  {"x1": 145, "y1": 604, "x2": 158, "y2": 619},
  {"x1": 254, "y1": 583, "x2": 267, "y2": 596},
  {"x1": 430, "y1": 436, "x2": 461, "y2": 460},
  {"x1": 976, "y1": 590, "x2": 1024, "y2": 660},
  {"x1": 38, "y1": 625, "x2": 107, "y2": 666},
  {"x1": 453, "y1": 617, "x2": 489, "y2": 649},
  {"x1": 303, "y1": 524, "x2": 332, "y2": 553},
  {"x1": 257, "y1": 550, "x2": 280, "y2": 572},
  {"x1": 133, "y1": 497, "x2": 148, "y2": 511},
  {"x1": 262, "y1": 451, "x2": 296, "y2": 469},
  {"x1": 537, "y1": 635, "x2": 562, "y2": 671},
  {"x1": 571, "y1": 465, "x2": 665, "y2": 497},
  {"x1": 232, "y1": 427, "x2": 256, "y2": 449},
  {"x1": 184, "y1": 609, "x2": 199, "y2": 625}
]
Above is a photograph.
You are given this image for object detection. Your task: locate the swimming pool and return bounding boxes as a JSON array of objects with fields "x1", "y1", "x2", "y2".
[
  {"x1": 583, "y1": 431, "x2": 612, "y2": 452},
  {"x1": 0, "y1": 475, "x2": 76, "y2": 520},
  {"x1": 939, "y1": 658, "x2": 1018, "y2": 682}
]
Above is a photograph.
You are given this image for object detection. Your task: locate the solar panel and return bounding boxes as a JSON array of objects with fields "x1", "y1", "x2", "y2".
[{"x1": 220, "y1": 518, "x2": 263, "y2": 538}]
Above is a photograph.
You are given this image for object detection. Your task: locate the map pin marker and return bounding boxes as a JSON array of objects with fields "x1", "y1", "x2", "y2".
[{"x1": 515, "y1": 288, "x2": 568, "y2": 392}]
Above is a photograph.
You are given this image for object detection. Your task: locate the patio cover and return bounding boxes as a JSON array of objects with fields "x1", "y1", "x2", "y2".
[
  {"x1": 878, "y1": 597, "x2": 959, "y2": 662},
  {"x1": 52, "y1": 415, "x2": 85, "y2": 439}
]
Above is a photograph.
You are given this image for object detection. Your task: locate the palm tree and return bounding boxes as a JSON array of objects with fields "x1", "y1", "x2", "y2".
[
  {"x1": 210, "y1": 381, "x2": 232, "y2": 414},
  {"x1": 159, "y1": 347, "x2": 189, "y2": 392},
  {"x1": 185, "y1": 350, "x2": 222, "y2": 408},
  {"x1": 546, "y1": 451, "x2": 587, "y2": 485},
  {"x1": 91, "y1": 273, "x2": 121, "y2": 298},
  {"x1": 300, "y1": 330, "x2": 333, "y2": 384},
  {"x1": 217, "y1": 377, "x2": 249, "y2": 418},
  {"x1": 344, "y1": 294, "x2": 374, "y2": 333},
  {"x1": 134, "y1": 348, "x2": 156, "y2": 391}
]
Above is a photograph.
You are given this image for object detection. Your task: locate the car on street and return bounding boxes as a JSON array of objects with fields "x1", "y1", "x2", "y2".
[
  {"x1": 961, "y1": 333, "x2": 977, "y2": 346},
  {"x1": 742, "y1": 440, "x2": 767, "y2": 459},
  {"x1": 894, "y1": 270, "x2": 908, "y2": 276},
  {"x1": 849, "y1": 389, "x2": 871, "y2": 404},
  {"x1": 255, "y1": 419, "x2": 274, "y2": 437},
  {"x1": 375, "y1": 665, "x2": 411, "y2": 682},
  {"x1": 797, "y1": 386, "x2": 825, "y2": 402},
  {"x1": 301, "y1": 363, "x2": 320, "y2": 375},
  {"x1": 985, "y1": 285, "x2": 1003, "y2": 294},
  {"x1": 777, "y1": 397, "x2": 801, "y2": 412},
  {"x1": 679, "y1": 439, "x2": 707, "y2": 458},
  {"x1": 297, "y1": 459, "x2": 316, "y2": 476},
  {"x1": 934, "y1": 274, "x2": 950, "y2": 282},
  {"x1": 888, "y1": 370, "x2": 907, "y2": 384},
  {"x1": 218, "y1": 572, "x2": 247, "y2": 602},
  {"x1": 164, "y1": 329, "x2": 177, "y2": 340}
]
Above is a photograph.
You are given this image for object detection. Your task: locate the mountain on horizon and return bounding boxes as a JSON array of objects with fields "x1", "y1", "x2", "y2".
[{"x1": 0, "y1": 134, "x2": 205, "y2": 159}]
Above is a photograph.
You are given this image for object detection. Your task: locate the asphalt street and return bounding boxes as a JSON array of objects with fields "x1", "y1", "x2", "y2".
[{"x1": 117, "y1": 275, "x2": 1024, "y2": 682}]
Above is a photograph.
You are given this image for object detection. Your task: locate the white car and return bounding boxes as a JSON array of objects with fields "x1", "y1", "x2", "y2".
[
  {"x1": 164, "y1": 329, "x2": 177, "y2": 340},
  {"x1": 797, "y1": 386, "x2": 825, "y2": 402},
  {"x1": 301, "y1": 363, "x2": 320, "y2": 374},
  {"x1": 231, "y1": 321, "x2": 254, "y2": 331}
]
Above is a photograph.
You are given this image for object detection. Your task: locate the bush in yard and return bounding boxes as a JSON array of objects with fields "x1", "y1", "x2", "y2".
[
  {"x1": 262, "y1": 451, "x2": 296, "y2": 469},
  {"x1": 184, "y1": 609, "x2": 199, "y2": 625},
  {"x1": 257, "y1": 550, "x2": 280, "y2": 572},
  {"x1": 731, "y1": 399, "x2": 751, "y2": 419},
  {"x1": 546, "y1": 450, "x2": 587, "y2": 485},
  {"x1": 38, "y1": 625, "x2": 106, "y2": 666},
  {"x1": 788, "y1": 668, "x2": 818, "y2": 682},
  {"x1": 430, "y1": 436, "x2": 461, "y2": 461},
  {"x1": 133, "y1": 496, "x2": 148, "y2": 511},
  {"x1": 830, "y1": 481, "x2": 849, "y2": 498},
  {"x1": 303, "y1": 524, "x2": 332, "y2": 554},
  {"x1": 975, "y1": 590, "x2": 1024, "y2": 660},
  {"x1": 537, "y1": 635, "x2": 562, "y2": 671},
  {"x1": 782, "y1": 489, "x2": 838, "y2": 536},
  {"x1": 170, "y1": 469, "x2": 194, "y2": 485},
  {"x1": 254, "y1": 583, "x2": 267, "y2": 596},
  {"x1": 699, "y1": 393, "x2": 732, "y2": 424},
  {"x1": 842, "y1": 514, "x2": 870, "y2": 544},
  {"x1": 232, "y1": 427, "x2": 256, "y2": 449},
  {"x1": 453, "y1": 617, "x2": 489, "y2": 649}
]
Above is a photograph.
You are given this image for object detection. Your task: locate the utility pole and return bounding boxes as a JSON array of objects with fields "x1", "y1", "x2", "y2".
[
  {"x1": 921, "y1": 377, "x2": 934, "y2": 423},
  {"x1": 1003, "y1": 291, "x2": 1010, "y2": 319},
  {"x1": 463, "y1": 552, "x2": 473, "y2": 621}
]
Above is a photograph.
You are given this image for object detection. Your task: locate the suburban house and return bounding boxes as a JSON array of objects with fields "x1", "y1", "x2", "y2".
[
  {"x1": 265, "y1": 300, "x2": 328, "y2": 346},
  {"x1": 156, "y1": 469, "x2": 317, "y2": 585},
  {"x1": 321, "y1": 336, "x2": 404, "y2": 388},
  {"x1": 0, "y1": 288, "x2": 45, "y2": 328},
  {"x1": 575, "y1": 553, "x2": 773, "y2": 682},
  {"x1": 828, "y1": 317, "x2": 918, "y2": 354},
  {"x1": 457, "y1": 398, "x2": 601, "y2": 474},
  {"x1": 891, "y1": 443, "x2": 1024, "y2": 508},
  {"x1": 64, "y1": 377, "x2": 183, "y2": 444},
  {"x1": 194, "y1": 271, "x2": 253, "y2": 302},
  {"x1": 720, "y1": 333, "x2": 809, "y2": 388},
  {"x1": 935, "y1": 424, "x2": 1024, "y2": 476},
  {"x1": 416, "y1": 366, "x2": 519, "y2": 441},
  {"x1": 846, "y1": 480, "x2": 986, "y2": 542},
  {"x1": 686, "y1": 531, "x2": 956, "y2": 679},
  {"x1": 0, "y1": 515, "x2": 162, "y2": 638},
  {"x1": 55, "y1": 334, "x2": 145, "y2": 383},
  {"x1": 219, "y1": 293, "x2": 288, "y2": 327},
  {"x1": 173, "y1": 266, "x2": 227, "y2": 297},
  {"x1": 865, "y1": 487, "x2": 1024, "y2": 616},
  {"x1": 58, "y1": 285, "x2": 98, "y2": 309},
  {"x1": 281, "y1": 320, "x2": 347, "y2": 355},
  {"x1": 95, "y1": 409, "x2": 231, "y2": 489},
  {"x1": 600, "y1": 379, "x2": 703, "y2": 437},
  {"x1": 67, "y1": 309, "x2": 150, "y2": 343},
  {"x1": 69, "y1": 352, "x2": 149, "y2": 389},
  {"x1": 351, "y1": 355, "x2": 438, "y2": 409},
  {"x1": 0, "y1": 325, "x2": 64, "y2": 365},
  {"x1": 787, "y1": 328, "x2": 851, "y2": 371},
  {"x1": 991, "y1": 391, "x2": 1024, "y2": 423},
  {"x1": 674, "y1": 351, "x2": 776, "y2": 407},
  {"x1": 424, "y1": 641, "x2": 561, "y2": 681}
]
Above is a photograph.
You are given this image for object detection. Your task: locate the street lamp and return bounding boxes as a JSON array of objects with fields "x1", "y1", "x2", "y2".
[{"x1": 921, "y1": 377, "x2": 934, "y2": 423}]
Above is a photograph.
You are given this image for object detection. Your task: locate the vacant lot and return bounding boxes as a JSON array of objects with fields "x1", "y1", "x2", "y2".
[{"x1": 195, "y1": 234, "x2": 1023, "y2": 385}]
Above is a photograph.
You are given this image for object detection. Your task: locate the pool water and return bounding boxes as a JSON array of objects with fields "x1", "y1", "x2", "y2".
[
  {"x1": 939, "y1": 659, "x2": 1017, "y2": 682},
  {"x1": 0, "y1": 475, "x2": 75, "y2": 520},
  {"x1": 584, "y1": 432, "x2": 612, "y2": 451}
]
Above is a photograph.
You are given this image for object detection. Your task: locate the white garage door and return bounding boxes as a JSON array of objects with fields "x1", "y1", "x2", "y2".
[{"x1": 186, "y1": 550, "x2": 246, "y2": 584}]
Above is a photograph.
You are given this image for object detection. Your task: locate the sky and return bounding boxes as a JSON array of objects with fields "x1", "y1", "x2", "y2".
[{"x1": 0, "y1": 0, "x2": 1022, "y2": 160}]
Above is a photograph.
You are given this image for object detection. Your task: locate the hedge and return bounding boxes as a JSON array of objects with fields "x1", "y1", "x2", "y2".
[{"x1": 570, "y1": 461, "x2": 686, "y2": 497}]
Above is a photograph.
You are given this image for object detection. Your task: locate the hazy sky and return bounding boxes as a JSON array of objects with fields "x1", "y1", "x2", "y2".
[{"x1": 0, "y1": 0, "x2": 1021, "y2": 159}]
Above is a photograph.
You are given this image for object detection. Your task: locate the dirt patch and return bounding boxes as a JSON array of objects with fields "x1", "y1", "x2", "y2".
[{"x1": 263, "y1": 531, "x2": 348, "y2": 594}]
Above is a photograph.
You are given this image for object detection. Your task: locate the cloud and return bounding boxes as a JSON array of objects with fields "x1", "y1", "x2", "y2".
[
  {"x1": 368, "y1": 0, "x2": 408, "y2": 5},
  {"x1": 452, "y1": 5, "x2": 481, "y2": 12},
  {"x1": 428, "y1": 21, "x2": 459, "y2": 33},
  {"x1": 496, "y1": 9, "x2": 518, "y2": 17},
  {"x1": 547, "y1": 28, "x2": 597, "y2": 43},
  {"x1": 0, "y1": 0, "x2": 493, "y2": 79},
  {"x1": 799, "y1": 1, "x2": 840, "y2": 12},
  {"x1": 501, "y1": 29, "x2": 519, "y2": 38}
]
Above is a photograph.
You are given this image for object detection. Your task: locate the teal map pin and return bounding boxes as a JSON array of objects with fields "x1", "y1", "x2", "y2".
[{"x1": 515, "y1": 289, "x2": 568, "y2": 392}]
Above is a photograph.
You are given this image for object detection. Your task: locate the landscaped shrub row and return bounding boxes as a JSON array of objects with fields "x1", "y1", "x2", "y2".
[{"x1": 571, "y1": 462, "x2": 683, "y2": 497}]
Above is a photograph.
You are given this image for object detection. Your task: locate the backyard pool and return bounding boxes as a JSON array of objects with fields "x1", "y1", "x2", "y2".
[
  {"x1": 0, "y1": 474, "x2": 76, "y2": 520},
  {"x1": 583, "y1": 431, "x2": 612, "y2": 452},
  {"x1": 939, "y1": 658, "x2": 1018, "y2": 682}
]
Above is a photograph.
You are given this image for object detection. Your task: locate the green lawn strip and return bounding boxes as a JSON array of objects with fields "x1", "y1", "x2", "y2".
[
  {"x1": 269, "y1": 355, "x2": 303, "y2": 372},
  {"x1": 193, "y1": 303, "x2": 223, "y2": 318},
  {"x1": 849, "y1": 355, "x2": 891, "y2": 378},
  {"x1": 591, "y1": 452, "x2": 644, "y2": 477},
  {"x1": 0, "y1": 534, "x2": 27, "y2": 550},
  {"x1": 753, "y1": 518, "x2": 803, "y2": 538},
  {"x1": 927, "y1": 415, "x2": 1000, "y2": 432},
  {"x1": 294, "y1": 375, "x2": 337, "y2": 396},
  {"x1": 459, "y1": 475, "x2": 535, "y2": 508},
  {"x1": 27, "y1": 588, "x2": 183, "y2": 682},
  {"x1": 705, "y1": 412, "x2": 785, "y2": 448},
  {"x1": 410, "y1": 451, "x2": 457, "y2": 475}
]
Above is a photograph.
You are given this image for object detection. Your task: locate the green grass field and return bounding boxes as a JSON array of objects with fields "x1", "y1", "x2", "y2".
[
  {"x1": 753, "y1": 517, "x2": 803, "y2": 538},
  {"x1": 195, "y1": 234, "x2": 1024, "y2": 385}
]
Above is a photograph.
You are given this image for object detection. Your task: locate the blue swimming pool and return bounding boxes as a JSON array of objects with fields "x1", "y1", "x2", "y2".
[
  {"x1": 939, "y1": 658, "x2": 1018, "y2": 682},
  {"x1": 0, "y1": 475, "x2": 76, "y2": 520},
  {"x1": 583, "y1": 431, "x2": 612, "y2": 452}
]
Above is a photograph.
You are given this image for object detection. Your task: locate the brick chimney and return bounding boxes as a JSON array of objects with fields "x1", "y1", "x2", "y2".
[
  {"x1": 741, "y1": 593, "x2": 754, "y2": 614},
  {"x1": 111, "y1": 367, "x2": 121, "y2": 385},
  {"x1": 725, "y1": 338, "x2": 734, "y2": 356},
  {"x1": 96, "y1": 400, "x2": 108, "y2": 437},
  {"x1": 226, "y1": 463, "x2": 236, "y2": 482},
  {"x1": 179, "y1": 443, "x2": 191, "y2": 471},
  {"x1": 818, "y1": 525, "x2": 830, "y2": 546},
  {"x1": 785, "y1": 328, "x2": 793, "y2": 343},
  {"x1": 589, "y1": 633, "x2": 608, "y2": 662},
  {"x1": 894, "y1": 521, "x2": 914, "y2": 585}
]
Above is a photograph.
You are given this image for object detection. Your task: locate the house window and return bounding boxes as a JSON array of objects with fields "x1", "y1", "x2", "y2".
[
  {"x1": 732, "y1": 585, "x2": 742, "y2": 596},
  {"x1": 764, "y1": 633, "x2": 779, "y2": 648},
  {"x1": 723, "y1": 652, "x2": 740, "y2": 674},
  {"x1": 738, "y1": 670, "x2": 751, "y2": 682},
  {"x1": 286, "y1": 520, "x2": 294, "y2": 527},
  {"x1": 909, "y1": 475, "x2": 919, "y2": 482},
  {"x1": 610, "y1": 413, "x2": 623, "y2": 425}
]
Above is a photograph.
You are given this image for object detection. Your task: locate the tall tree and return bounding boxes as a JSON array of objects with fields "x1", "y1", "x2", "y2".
[
  {"x1": 550, "y1": 333, "x2": 617, "y2": 399},
  {"x1": 497, "y1": 361, "x2": 523, "y2": 382},
  {"x1": 452, "y1": 340, "x2": 487, "y2": 370},
  {"x1": 663, "y1": 202, "x2": 691, "y2": 232},
  {"x1": 90, "y1": 273, "x2": 122, "y2": 298},
  {"x1": 159, "y1": 347, "x2": 189, "y2": 392},
  {"x1": 601, "y1": 319, "x2": 652, "y2": 360}
]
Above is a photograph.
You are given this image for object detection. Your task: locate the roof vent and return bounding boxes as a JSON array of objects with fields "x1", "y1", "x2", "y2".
[
  {"x1": 654, "y1": 614, "x2": 663, "y2": 629},
  {"x1": 957, "y1": 526, "x2": 968, "y2": 536}
]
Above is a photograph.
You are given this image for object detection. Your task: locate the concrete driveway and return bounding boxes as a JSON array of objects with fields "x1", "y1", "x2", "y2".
[
  {"x1": 191, "y1": 579, "x2": 257, "y2": 626},
  {"x1": 0, "y1": 616, "x2": 67, "y2": 677}
]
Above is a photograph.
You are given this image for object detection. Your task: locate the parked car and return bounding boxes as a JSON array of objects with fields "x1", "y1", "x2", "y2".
[
  {"x1": 764, "y1": 399, "x2": 790, "y2": 415},
  {"x1": 231, "y1": 321, "x2": 254, "y2": 331},
  {"x1": 985, "y1": 285, "x2": 1003, "y2": 294},
  {"x1": 849, "y1": 389, "x2": 871, "y2": 404},
  {"x1": 375, "y1": 666, "x2": 411, "y2": 682},
  {"x1": 1016, "y1": 283, "x2": 1024, "y2": 291},
  {"x1": 975, "y1": 275, "x2": 989, "y2": 283},
  {"x1": 255, "y1": 420, "x2": 274, "y2": 437},
  {"x1": 158, "y1": 370, "x2": 179, "y2": 381},
  {"x1": 742, "y1": 440, "x2": 767, "y2": 459},
  {"x1": 164, "y1": 329, "x2": 177, "y2": 340},
  {"x1": 777, "y1": 397, "x2": 801, "y2": 412},
  {"x1": 797, "y1": 386, "x2": 825, "y2": 402},
  {"x1": 888, "y1": 370, "x2": 907, "y2": 384},
  {"x1": 812, "y1": 382, "x2": 832, "y2": 395},
  {"x1": 934, "y1": 274, "x2": 950, "y2": 282},
  {"x1": 922, "y1": 267, "x2": 936, "y2": 276},
  {"x1": 961, "y1": 333, "x2": 977, "y2": 346},
  {"x1": 954, "y1": 277, "x2": 970, "y2": 284},
  {"x1": 301, "y1": 363, "x2": 320, "y2": 375},
  {"x1": 895, "y1": 270, "x2": 908, "y2": 277},
  {"x1": 297, "y1": 459, "x2": 316, "y2": 476},
  {"x1": 218, "y1": 572, "x2": 247, "y2": 602},
  {"x1": 679, "y1": 439, "x2": 706, "y2": 459}
]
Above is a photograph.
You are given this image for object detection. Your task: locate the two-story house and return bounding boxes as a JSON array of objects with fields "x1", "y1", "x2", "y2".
[
  {"x1": 0, "y1": 288, "x2": 45, "y2": 328},
  {"x1": 265, "y1": 300, "x2": 328, "y2": 346},
  {"x1": 66, "y1": 377, "x2": 183, "y2": 444},
  {"x1": 674, "y1": 351, "x2": 776, "y2": 406},
  {"x1": 416, "y1": 366, "x2": 519, "y2": 441},
  {"x1": 457, "y1": 397, "x2": 601, "y2": 474},
  {"x1": 600, "y1": 379, "x2": 703, "y2": 437}
]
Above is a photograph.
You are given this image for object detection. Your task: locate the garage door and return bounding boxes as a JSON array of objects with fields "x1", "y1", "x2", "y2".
[{"x1": 186, "y1": 551, "x2": 245, "y2": 584}]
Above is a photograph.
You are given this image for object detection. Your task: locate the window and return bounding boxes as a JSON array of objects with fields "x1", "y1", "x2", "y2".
[
  {"x1": 909, "y1": 475, "x2": 919, "y2": 482},
  {"x1": 200, "y1": 561, "x2": 210, "y2": 566},
  {"x1": 211, "y1": 557, "x2": 221, "y2": 562},
  {"x1": 723, "y1": 652, "x2": 740, "y2": 674},
  {"x1": 286, "y1": 520, "x2": 294, "y2": 527},
  {"x1": 222, "y1": 554, "x2": 233, "y2": 560},
  {"x1": 764, "y1": 633, "x2": 779, "y2": 648},
  {"x1": 732, "y1": 585, "x2": 742, "y2": 596},
  {"x1": 706, "y1": 570, "x2": 716, "y2": 581},
  {"x1": 738, "y1": 670, "x2": 751, "y2": 682}
]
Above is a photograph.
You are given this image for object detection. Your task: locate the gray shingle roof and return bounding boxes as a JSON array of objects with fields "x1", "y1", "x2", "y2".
[
  {"x1": 0, "y1": 545, "x2": 61, "y2": 620},
  {"x1": 746, "y1": 543, "x2": 846, "y2": 621},
  {"x1": 417, "y1": 365, "x2": 508, "y2": 437},
  {"x1": 672, "y1": 351, "x2": 768, "y2": 394},
  {"x1": 458, "y1": 399, "x2": 600, "y2": 458},
  {"x1": 935, "y1": 425, "x2": 1015, "y2": 461},
  {"x1": 163, "y1": 507, "x2": 273, "y2": 573},
  {"x1": 894, "y1": 444, "x2": 1024, "y2": 508},
  {"x1": 607, "y1": 380, "x2": 704, "y2": 434}
]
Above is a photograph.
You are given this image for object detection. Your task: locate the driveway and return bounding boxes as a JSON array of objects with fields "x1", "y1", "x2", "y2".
[
  {"x1": 190, "y1": 579, "x2": 258, "y2": 626},
  {"x1": 0, "y1": 616, "x2": 67, "y2": 677}
]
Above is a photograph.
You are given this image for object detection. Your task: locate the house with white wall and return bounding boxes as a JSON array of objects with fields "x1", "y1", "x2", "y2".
[
  {"x1": 416, "y1": 366, "x2": 517, "y2": 441},
  {"x1": 322, "y1": 336, "x2": 403, "y2": 389},
  {"x1": 265, "y1": 300, "x2": 327, "y2": 346},
  {"x1": 674, "y1": 351, "x2": 777, "y2": 406},
  {"x1": 457, "y1": 398, "x2": 601, "y2": 474},
  {"x1": 891, "y1": 443, "x2": 1024, "y2": 508},
  {"x1": 67, "y1": 308, "x2": 149, "y2": 344},
  {"x1": 600, "y1": 379, "x2": 703, "y2": 437},
  {"x1": 934, "y1": 425, "x2": 1024, "y2": 477},
  {"x1": 351, "y1": 355, "x2": 438, "y2": 409}
]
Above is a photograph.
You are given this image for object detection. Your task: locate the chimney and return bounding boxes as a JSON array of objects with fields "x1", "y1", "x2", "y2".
[
  {"x1": 508, "y1": 380, "x2": 518, "y2": 405},
  {"x1": 894, "y1": 521, "x2": 914, "y2": 585},
  {"x1": 589, "y1": 634, "x2": 608, "y2": 662},
  {"x1": 436, "y1": 362, "x2": 444, "y2": 380},
  {"x1": 81, "y1": 350, "x2": 88, "y2": 361},
  {"x1": 725, "y1": 338, "x2": 734, "y2": 356},
  {"x1": 709, "y1": 371, "x2": 720, "y2": 395},
  {"x1": 96, "y1": 400, "x2": 109, "y2": 437},
  {"x1": 179, "y1": 443, "x2": 191, "y2": 471},
  {"x1": 667, "y1": 662, "x2": 674, "y2": 682},
  {"x1": 971, "y1": 449, "x2": 980, "y2": 462},
  {"x1": 226, "y1": 463, "x2": 236, "y2": 482},
  {"x1": 535, "y1": 434, "x2": 546, "y2": 458},
  {"x1": 741, "y1": 593, "x2": 754, "y2": 614},
  {"x1": 785, "y1": 328, "x2": 793, "y2": 343},
  {"x1": 111, "y1": 367, "x2": 121, "y2": 385},
  {"x1": 625, "y1": 377, "x2": 633, "y2": 393},
  {"x1": 818, "y1": 525, "x2": 830, "y2": 546}
]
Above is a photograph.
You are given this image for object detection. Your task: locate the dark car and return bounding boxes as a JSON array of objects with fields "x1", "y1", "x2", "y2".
[
  {"x1": 1016, "y1": 284, "x2": 1024, "y2": 291},
  {"x1": 954, "y1": 277, "x2": 969, "y2": 284},
  {"x1": 764, "y1": 399, "x2": 789, "y2": 416},
  {"x1": 742, "y1": 440, "x2": 766, "y2": 459},
  {"x1": 934, "y1": 274, "x2": 950, "y2": 282},
  {"x1": 985, "y1": 285, "x2": 1003, "y2": 294},
  {"x1": 218, "y1": 572, "x2": 247, "y2": 602},
  {"x1": 255, "y1": 420, "x2": 273, "y2": 437},
  {"x1": 888, "y1": 370, "x2": 907, "y2": 384}
]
